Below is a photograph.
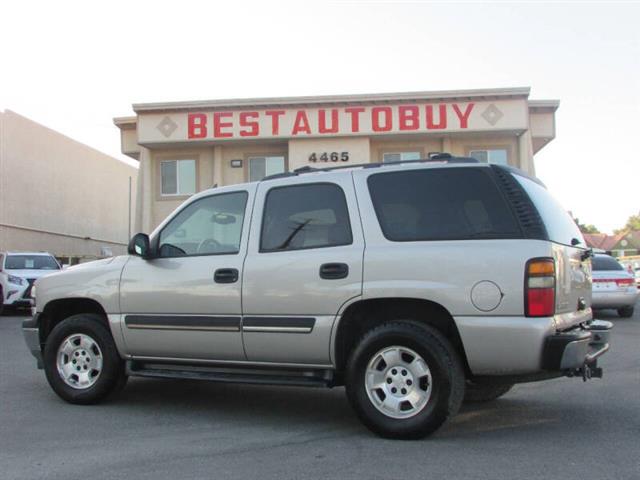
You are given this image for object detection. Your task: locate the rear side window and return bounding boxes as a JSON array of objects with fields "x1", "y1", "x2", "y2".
[
  {"x1": 367, "y1": 168, "x2": 520, "y2": 241},
  {"x1": 261, "y1": 183, "x2": 352, "y2": 252},
  {"x1": 514, "y1": 174, "x2": 584, "y2": 247},
  {"x1": 592, "y1": 256, "x2": 624, "y2": 271}
]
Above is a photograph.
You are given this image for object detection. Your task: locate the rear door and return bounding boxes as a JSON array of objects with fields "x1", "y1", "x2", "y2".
[
  {"x1": 513, "y1": 173, "x2": 592, "y2": 329},
  {"x1": 241, "y1": 173, "x2": 364, "y2": 365}
]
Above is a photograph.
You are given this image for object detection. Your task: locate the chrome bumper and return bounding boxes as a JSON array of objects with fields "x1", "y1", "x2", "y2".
[{"x1": 542, "y1": 320, "x2": 612, "y2": 378}]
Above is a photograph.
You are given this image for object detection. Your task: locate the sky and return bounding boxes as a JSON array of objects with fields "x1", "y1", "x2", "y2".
[{"x1": 1, "y1": 0, "x2": 638, "y2": 233}]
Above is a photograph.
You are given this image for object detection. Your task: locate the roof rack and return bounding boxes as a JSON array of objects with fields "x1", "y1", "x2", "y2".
[{"x1": 261, "y1": 153, "x2": 478, "y2": 181}]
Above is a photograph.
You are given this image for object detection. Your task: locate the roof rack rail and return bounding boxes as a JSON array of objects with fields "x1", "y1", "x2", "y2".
[{"x1": 261, "y1": 153, "x2": 478, "y2": 182}]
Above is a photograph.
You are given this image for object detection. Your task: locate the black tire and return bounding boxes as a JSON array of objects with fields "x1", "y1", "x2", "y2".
[
  {"x1": 0, "y1": 286, "x2": 4, "y2": 315},
  {"x1": 345, "y1": 321, "x2": 465, "y2": 439},
  {"x1": 43, "y1": 313, "x2": 127, "y2": 404},
  {"x1": 464, "y1": 382, "x2": 514, "y2": 403},
  {"x1": 617, "y1": 306, "x2": 634, "y2": 318}
]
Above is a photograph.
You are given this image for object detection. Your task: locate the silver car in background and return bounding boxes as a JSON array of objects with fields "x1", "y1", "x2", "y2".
[{"x1": 591, "y1": 254, "x2": 639, "y2": 317}]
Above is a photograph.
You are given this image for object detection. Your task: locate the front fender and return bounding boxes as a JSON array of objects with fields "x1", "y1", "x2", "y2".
[{"x1": 36, "y1": 256, "x2": 130, "y2": 314}]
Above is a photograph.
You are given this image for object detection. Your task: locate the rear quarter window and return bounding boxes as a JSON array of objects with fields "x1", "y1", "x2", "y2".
[
  {"x1": 367, "y1": 168, "x2": 521, "y2": 241},
  {"x1": 513, "y1": 174, "x2": 584, "y2": 247}
]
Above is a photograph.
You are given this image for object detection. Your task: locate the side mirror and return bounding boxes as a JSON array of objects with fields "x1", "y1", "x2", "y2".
[{"x1": 128, "y1": 233, "x2": 153, "y2": 259}]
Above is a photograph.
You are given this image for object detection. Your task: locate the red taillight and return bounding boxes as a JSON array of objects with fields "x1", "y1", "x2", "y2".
[
  {"x1": 593, "y1": 278, "x2": 634, "y2": 286},
  {"x1": 525, "y1": 258, "x2": 556, "y2": 317}
]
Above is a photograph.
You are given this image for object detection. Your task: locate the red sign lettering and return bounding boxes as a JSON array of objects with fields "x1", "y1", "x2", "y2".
[
  {"x1": 188, "y1": 113, "x2": 207, "y2": 139},
  {"x1": 292, "y1": 110, "x2": 311, "y2": 135},
  {"x1": 452, "y1": 103, "x2": 475, "y2": 129},
  {"x1": 318, "y1": 109, "x2": 339, "y2": 134},
  {"x1": 239, "y1": 111, "x2": 259, "y2": 137},
  {"x1": 372, "y1": 107, "x2": 392, "y2": 132},
  {"x1": 345, "y1": 107, "x2": 365, "y2": 133},
  {"x1": 426, "y1": 104, "x2": 447, "y2": 130},
  {"x1": 265, "y1": 110, "x2": 285, "y2": 135},
  {"x1": 398, "y1": 105, "x2": 419, "y2": 131},
  {"x1": 213, "y1": 112, "x2": 233, "y2": 138}
]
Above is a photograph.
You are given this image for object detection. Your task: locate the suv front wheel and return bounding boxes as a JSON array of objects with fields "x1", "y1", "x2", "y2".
[
  {"x1": 345, "y1": 322, "x2": 465, "y2": 439},
  {"x1": 43, "y1": 313, "x2": 127, "y2": 404}
]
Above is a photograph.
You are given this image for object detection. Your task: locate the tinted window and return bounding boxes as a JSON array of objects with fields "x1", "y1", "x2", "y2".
[
  {"x1": 159, "y1": 192, "x2": 248, "y2": 257},
  {"x1": 367, "y1": 168, "x2": 520, "y2": 241},
  {"x1": 261, "y1": 183, "x2": 352, "y2": 252},
  {"x1": 5, "y1": 255, "x2": 60, "y2": 270},
  {"x1": 592, "y1": 255, "x2": 624, "y2": 271},
  {"x1": 514, "y1": 174, "x2": 584, "y2": 247}
]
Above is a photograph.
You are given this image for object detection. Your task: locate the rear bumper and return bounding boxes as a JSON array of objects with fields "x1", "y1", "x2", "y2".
[
  {"x1": 592, "y1": 290, "x2": 639, "y2": 308},
  {"x1": 542, "y1": 320, "x2": 612, "y2": 372}
]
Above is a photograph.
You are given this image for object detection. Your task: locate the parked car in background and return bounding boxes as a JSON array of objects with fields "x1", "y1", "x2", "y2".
[
  {"x1": 0, "y1": 252, "x2": 61, "y2": 313},
  {"x1": 591, "y1": 254, "x2": 639, "y2": 317}
]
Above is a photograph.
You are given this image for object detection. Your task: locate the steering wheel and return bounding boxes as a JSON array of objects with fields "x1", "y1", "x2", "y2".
[{"x1": 198, "y1": 238, "x2": 221, "y2": 253}]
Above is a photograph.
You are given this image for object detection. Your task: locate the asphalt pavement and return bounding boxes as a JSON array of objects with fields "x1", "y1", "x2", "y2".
[{"x1": 1, "y1": 308, "x2": 638, "y2": 480}]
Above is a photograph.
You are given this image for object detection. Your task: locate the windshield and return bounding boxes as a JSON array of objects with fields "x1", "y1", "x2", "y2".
[
  {"x1": 592, "y1": 255, "x2": 624, "y2": 271},
  {"x1": 5, "y1": 255, "x2": 60, "y2": 270}
]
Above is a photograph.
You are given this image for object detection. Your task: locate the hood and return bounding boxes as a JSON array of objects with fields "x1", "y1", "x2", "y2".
[{"x1": 63, "y1": 257, "x2": 116, "y2": 272}]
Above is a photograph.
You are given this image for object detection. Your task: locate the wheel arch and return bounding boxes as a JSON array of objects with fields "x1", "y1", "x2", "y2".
[
  {"x1": 332, "y1": 297, "x2": 471, "y2": 380},
  {"x1": 39, "y1": 297, "x2": 110, "y2": 344}
]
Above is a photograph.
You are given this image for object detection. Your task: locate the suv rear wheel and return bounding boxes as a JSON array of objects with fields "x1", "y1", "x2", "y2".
[
  {"x1": 345, "y1": 321, "x2": 464, "y2": 439},
  {"x1": 43, "y1": 313, "x2": 127, "y2": 404}
]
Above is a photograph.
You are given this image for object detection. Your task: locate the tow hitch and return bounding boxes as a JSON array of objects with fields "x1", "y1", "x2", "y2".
[
  {"x1": 567, "y1": 362, "x2": 604, "y2": 381},
  {"x1": 543, "y1": 320, "x2": 613, "y2": 378}
]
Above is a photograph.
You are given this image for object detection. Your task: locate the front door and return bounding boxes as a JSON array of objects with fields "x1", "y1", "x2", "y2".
[
  {"x1": 242, "y1": 174, "x2": 364, "y2": 365},
  {"x1": 119, "y1": 187, "x2": 254, "y2": 361}
]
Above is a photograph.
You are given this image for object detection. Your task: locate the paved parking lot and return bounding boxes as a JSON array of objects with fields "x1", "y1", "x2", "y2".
[{"x1": 1, "y1": 308, "x2": 638, "y2": 480}]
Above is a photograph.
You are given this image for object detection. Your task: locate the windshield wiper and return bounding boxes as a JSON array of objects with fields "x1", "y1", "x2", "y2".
[{"x1": 276, "y1": 219, "x2": 311, "y2": 250}]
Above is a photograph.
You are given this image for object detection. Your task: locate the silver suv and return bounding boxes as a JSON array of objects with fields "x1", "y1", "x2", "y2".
[{"x1": 23, "y1": 156, "x2": 612, "y2": 439}]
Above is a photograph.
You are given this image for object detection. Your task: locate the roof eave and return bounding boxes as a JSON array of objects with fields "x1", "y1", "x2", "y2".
[{"x1": 132, "y1": 87, "x2": 532, "y2": 113}]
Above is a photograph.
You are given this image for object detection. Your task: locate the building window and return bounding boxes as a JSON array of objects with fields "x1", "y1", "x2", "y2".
[
  {"x1": 249, "y1": 156, "x2": 285, "y2": 182},
  {"x1": 260, "y1": 183, "x2": 353, "y2": 252},
  {"x1": 382, "y1": 151, "x2": 421, "y2": 163},
  {"x1": 161, "y1": 159, "x2": 196, "y2": 196},
  {"x1": 469, "y1": 149, "x2": 508, "y2": 166}
]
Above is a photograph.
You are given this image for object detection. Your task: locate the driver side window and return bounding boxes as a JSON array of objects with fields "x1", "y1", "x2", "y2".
[{"x1": 158, "y1": 191, "x2": 248, "y2": 257}]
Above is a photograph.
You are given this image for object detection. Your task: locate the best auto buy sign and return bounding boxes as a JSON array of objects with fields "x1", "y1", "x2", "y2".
[{"x1": 138, "y1": 100, "x2": 527, "y2": 144}]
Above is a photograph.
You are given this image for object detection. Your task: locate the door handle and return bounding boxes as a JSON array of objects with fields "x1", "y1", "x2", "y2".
[
  {"x1": 214, "y1": 268, "x2": 239, "y2": 284},
  {"x1": 319, "y1": 263, "x2": 349, "y2": 280}
]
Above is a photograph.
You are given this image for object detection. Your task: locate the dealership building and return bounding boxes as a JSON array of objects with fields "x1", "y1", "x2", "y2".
[
  {"x1": 114, "y1": 87, "x2": 558, "y2": 234},
  {"x1": 0, "y1": 110, "x2": 137, "y2": 262}
]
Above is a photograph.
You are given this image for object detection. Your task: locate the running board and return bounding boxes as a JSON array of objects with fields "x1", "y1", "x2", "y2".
[{"x1": 125, "y1": 360, "x2": 334, "y2": 388}]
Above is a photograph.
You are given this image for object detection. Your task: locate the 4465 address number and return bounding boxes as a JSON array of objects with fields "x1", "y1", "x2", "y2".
[{"x1": 309, "y1": 152, "x2": 349, "y2": 163}]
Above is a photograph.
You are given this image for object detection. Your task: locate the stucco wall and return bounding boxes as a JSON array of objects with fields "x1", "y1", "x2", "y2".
[{"x1": 0, "y1": 110, "x2": 137, "y2": 257}]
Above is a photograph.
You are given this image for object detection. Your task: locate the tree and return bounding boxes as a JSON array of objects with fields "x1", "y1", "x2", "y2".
[
  {"x1": 571, "y1": 213, "x2": 600, "y2": 234},
  {"x1": 614, "y1": 212, "x2": 640, "y2": 234}
]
